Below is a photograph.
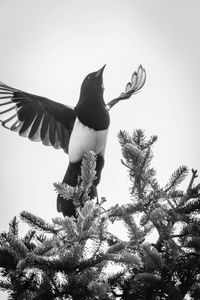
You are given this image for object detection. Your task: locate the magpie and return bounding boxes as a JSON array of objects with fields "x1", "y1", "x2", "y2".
[{"x1": 0, "y1": 65, "x2": 146, "y2": 217}]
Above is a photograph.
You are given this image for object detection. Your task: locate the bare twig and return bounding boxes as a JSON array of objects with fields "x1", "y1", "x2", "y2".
[
  {"x1": 187, "y1": 169, "x2": 198, "y2": 193},
  {"x1": 178, "y1": 169, "x2": 200, "y2": 207}
]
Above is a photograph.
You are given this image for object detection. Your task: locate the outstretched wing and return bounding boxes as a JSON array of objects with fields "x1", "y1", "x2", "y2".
[
  {"x1": 106, "y1": 65, "x2": 146, "y2": 110},
  {"x1": 0, "y1": 82, "x2": 76, "y2": 153}
]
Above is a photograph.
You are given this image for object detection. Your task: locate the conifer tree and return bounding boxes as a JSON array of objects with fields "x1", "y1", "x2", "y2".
[{"x1": 0, "y1": 130, "x2": 199, "y2": 300}]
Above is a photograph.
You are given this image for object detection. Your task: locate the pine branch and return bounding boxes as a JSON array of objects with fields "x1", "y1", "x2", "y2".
[
  {"x1": 77, "y1": 201, "x2": 99, "y2": 233},
  {"x1": 34, "y1": 239, "x2": 54, "y2": 256},
  {"x1": 20, "y1": 211, "x2": 58, "y2": 234},
  {"x1": 132, "y1": 129, "x2": 157, "y2": 150},
  {"x1": 181, "y1": 220, "x2": 200, "y2": 238},
  {"x1": 36, "y1": 233, "x2": 48, "y2": 243},
  {"x1": 80, "y1": 151, "x2": 97, "y2": 191},
  {"x1": 178, "y1": 198, "x2": 200, "y2": 214},
  {"x1": 164, "y1": 165, "x2": 189, "y2": 193},
  {"x1": 106, "y1": 242, "x2": 127, "y2": 254},
  {"x1": 190, "y1": 283, "x2": 200, "y2": 299},
  {"x1": 54, "y1": 151, "x2": 97, "y2": 214},
  {"x1": 184, "y1": 237, "x2": 200, "y2": 251},
  {"x1": 89, "y1": 216, "x2": 108, "y2": 259},
  {"x1": 23, "y1": 229, "x2": 36, "y2": 244},
  {"x1": 106, "y1": 252, "x2": 142, "y2": 266},
  {"x1": 177, "y1": 169, "x2": 200, "y2": 208},
  {"x1": 62, "y1": 216, "x2": 79, "y2": 241},
  {"x1": 108, "y1": 202, "x2": 145, "y2": 223},
  {"x1": 22, "y1": 230, "x2": 37, "y2": 252},
  {"x1": 118, "y1": 130, "x2": 132, "y2": 147},
  {"x1": 8, "y1": 217, "x2": 19, "y2": 237},
  {"x1": 54, "y1": 182, "x2": 76, "y2": 200},
  {"x1": 77, "y1": 252, "x2": 142, "y2": 272},
  {"x1": 16, "y1": 253, "x2": 62, "y2": 273},
  {"x1": 122, "y1": 143, "x2": 144, "y2": 167},
  {"x1": 187, "y1": 169, "x2": 198, "y2": 193},
  {"x1": 104, "y1": 232, "x2": 123, "y2": 246},
  {"x1": 135, "y1": 272, "x2": 162, "y2": 285},
  {"x1": 0, "y1": 232, "x2": 28, "y2": 259},
  {"x1": 142, "y1": 244, "x2": 163, "y2": 270},
  {"x1": 132, "y1": 129, "x2": 146, "y2": 148},
  {"x1": 0, "y1": 129, "x2": 199, "y2": 299},
  {"x1": 123, "y1": 214, "x2": 145, "y2": 244},
  {"x1": 0, "y1": 247, "x2": 18, "y2": 269},
  {"x1": 0, "y1": 279, "x2": 12, "y2": 291}
]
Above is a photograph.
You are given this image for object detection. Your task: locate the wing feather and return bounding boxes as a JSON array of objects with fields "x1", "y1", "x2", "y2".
[
  {"x1": 56, "y1": 121, "x2": 64, "y2": 148},
  {"x1": 41, "y1": 113, "x2": 50, "y2": 141},
  {"x1": 19, "y1": 111, "x2": 36, "y2": 134},
  {"x1": 28, "y1": 113, "x2": 44, "y2": 141},
  {"x1": 0, "y1": 82, "x2": 76, "y2": 153},
  {"x1": 49, "y1": 116, "x2": 56, "y2": 147},
  {"x1": 42, "y1": 125, "x2": 51, "y2": 146}
]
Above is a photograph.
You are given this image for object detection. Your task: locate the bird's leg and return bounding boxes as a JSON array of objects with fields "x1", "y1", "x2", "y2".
[{"x1": 96, "y1": 189, "x2": 99, "y2": 205}]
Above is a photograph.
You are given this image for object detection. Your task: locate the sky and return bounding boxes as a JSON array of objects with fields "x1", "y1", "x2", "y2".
[{"x1": 0, "y1": 0, "x2": 200, "y2": 297}]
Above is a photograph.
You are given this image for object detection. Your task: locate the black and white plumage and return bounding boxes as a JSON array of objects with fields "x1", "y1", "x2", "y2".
[
  {"x1": 0, "y1": 65, "x2": 146, "y2": 217},
  {"x1": 0, "y1": 85, "x2": 75, "y2": 152}
]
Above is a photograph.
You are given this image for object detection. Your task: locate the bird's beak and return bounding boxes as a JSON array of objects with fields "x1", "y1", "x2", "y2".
[{"x1": 94, "y1": 64, "x2": 106, "y2": 78}]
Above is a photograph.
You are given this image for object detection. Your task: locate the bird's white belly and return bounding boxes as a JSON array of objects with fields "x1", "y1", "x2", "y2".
[{"x1": 68, "y1": 118, "x2": 109, "y2": 163}]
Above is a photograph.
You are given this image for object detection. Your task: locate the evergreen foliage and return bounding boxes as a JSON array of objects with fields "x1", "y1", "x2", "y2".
[{"x1": 0, "y1": 130, "x2": 200, "y2": 299}]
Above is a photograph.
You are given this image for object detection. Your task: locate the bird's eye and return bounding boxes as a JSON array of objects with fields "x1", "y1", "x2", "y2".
[
  {"x1": 87, "y1": 75, "x2": 91, "y2": 80},
  {"x1": 101, "y1": 82, "x2": 104, "y2": 90}
]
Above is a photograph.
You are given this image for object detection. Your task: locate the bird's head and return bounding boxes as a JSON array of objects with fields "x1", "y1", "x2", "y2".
[
  {"x1": 78, "y1": 65, "x2": 106, "y2": 104},
  {"x1": 75, "y1": 65, "x2": 110, "y2": 130}
]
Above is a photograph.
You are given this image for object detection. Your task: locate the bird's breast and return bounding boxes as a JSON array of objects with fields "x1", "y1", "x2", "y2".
[{"x1": 68, "y1": 118, "x2": 109, "y2": 163}]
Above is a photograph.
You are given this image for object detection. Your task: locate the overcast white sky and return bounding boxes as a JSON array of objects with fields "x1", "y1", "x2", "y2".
[{"x1": 0, "y1": 1, "x2": 200, "y2": 297}]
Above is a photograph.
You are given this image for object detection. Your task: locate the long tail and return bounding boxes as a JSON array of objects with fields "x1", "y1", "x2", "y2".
[{"x1": 57, "y1": 155, "x2": 105, "y2": 217}]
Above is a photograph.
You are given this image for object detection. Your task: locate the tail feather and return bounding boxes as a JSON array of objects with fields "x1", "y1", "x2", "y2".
[{"x1": 57, "y1": 155, "x2": 104, "y2": 217}]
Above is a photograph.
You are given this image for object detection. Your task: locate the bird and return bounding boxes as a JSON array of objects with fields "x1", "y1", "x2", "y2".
[{"x1": 0, "y1": 65, "x2": 146, "y2": 217}]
